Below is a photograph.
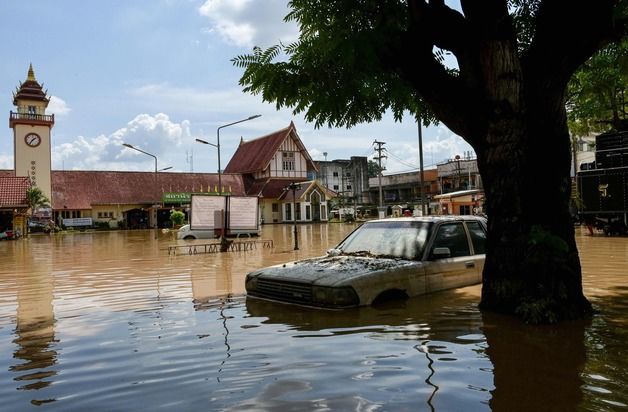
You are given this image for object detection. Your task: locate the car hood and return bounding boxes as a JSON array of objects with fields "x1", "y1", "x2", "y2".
[{"x1": 248, "y1": 255, "x2": 420, "y2": 286}]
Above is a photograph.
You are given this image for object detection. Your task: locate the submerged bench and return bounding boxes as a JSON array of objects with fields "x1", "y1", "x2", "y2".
[{"x1": 167, "y1": 239, "x2": 274, "y2": 255}]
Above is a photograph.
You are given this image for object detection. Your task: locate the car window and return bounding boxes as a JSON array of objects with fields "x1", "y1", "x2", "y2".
[
  {"x1": 466, "y1": 221, "x2": 487, "y2": 255},
  {"x1": 431, "y1": 223, "x2": 470, "y2": 258},
  {"x1": 339, "y1": 221, "x2": 431, "y2": 260}
]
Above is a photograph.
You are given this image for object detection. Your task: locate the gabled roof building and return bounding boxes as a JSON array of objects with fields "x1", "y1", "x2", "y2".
[{"x1": 225, "y1": 121, "x2": 333, "y2": 223}]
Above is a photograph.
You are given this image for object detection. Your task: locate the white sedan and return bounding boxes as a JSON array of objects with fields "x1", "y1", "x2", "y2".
[
  {"x1": 245, "y1": 215, "x2": 487, "y2": 308},
  {"x1": 176, "y1": 224, "x2": 217, "y2": 240}
]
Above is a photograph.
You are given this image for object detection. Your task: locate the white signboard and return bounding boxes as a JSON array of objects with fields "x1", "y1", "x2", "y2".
[
  {"x1": 229, "y1": 197, "x2": 259, "y2": 230},
  {"x1": 190, "y1": 195, "x2": 227, "y2": 230},
  {"x1": 63, "y1": 217, "x2": 93, "y2": 227}
]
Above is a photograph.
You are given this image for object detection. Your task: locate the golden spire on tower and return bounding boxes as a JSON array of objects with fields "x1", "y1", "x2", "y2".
[{"x1": 27, "y1": 63, "x2": 36, "y2": 81}]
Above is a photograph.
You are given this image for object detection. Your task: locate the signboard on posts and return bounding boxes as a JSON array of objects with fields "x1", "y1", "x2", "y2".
[
  {"x1": 189, "y1": 195, "x2": 259, "y2": 234},
  {"x1": 228, "y1": 196, "x2": 259, "y2": 231},
  {"x1": 190, "y1": 195, "x2": 226, "y2": 230}
]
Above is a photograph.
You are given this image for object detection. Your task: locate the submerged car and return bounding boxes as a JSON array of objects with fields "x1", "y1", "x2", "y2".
[
  {"x1": 176, "y1": 224, "x2": 217, "y2": 240},
  {"x1": 245, "y1": 215, "x2": 487, "y2": 308}
]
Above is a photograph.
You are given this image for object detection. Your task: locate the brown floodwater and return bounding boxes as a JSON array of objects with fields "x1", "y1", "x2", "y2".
[{"x1": 0, "y1": 224, "x2": 626, "y2": 411}]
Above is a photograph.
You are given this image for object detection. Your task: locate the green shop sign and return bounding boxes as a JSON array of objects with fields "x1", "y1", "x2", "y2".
[
  {"x1": 163, "y1": 193, "x2": 191, "y2": 203},
  {"x1": 163, "y1": 191, "x2": 232, "y2": 203}
]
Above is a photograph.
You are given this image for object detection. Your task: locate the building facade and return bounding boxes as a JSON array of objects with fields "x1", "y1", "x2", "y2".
[
  {"x1": 366, "y1": 156, "x2": 485, "y2": 216},
  {"x1": 315, "y1": 157, "x2": 370, "y2": 205}
]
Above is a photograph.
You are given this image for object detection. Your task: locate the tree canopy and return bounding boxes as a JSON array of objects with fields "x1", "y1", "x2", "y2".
[
  {"x1": 234, "y1": 1, "x2": 626, "y2": 138},
  {"x1": 567, "y1": 38, "x2": 628, "y2": 135},
  {"x1": 367, "y1": 159, "x2": 384, "y2": 178},
  {"x1": 26, "y1": 186, "x2": 50, "y2": 213}
]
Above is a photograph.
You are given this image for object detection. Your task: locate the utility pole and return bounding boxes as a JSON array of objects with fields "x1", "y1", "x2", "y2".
[
  {"x1": 417, "y1": 117, "x2": 426, "y2": 216},
  {"x1": 373, "y1": 140, "x2": 386, "y2": 218}
]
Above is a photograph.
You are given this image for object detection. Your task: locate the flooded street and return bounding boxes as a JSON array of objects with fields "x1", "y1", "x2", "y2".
[{"x1": 0, "y1": 224, "x2": 626, "y2": 411}]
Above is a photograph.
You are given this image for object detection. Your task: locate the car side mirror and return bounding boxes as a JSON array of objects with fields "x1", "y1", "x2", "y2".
[
  {"x1": 327, "y1": 248, "x2": 342, "y2": 256},
  {"x1": 431, "y1": 247, "x2": 451, "y2": 259}
]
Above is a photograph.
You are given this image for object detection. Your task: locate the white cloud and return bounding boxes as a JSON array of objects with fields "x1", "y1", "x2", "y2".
[
  {"x1": 199, "y1": 0, "x2": 298, "y2": 48},
  {"x1": 52, "y1": 113, "x2": 192, "y2": 171},
  {"x1": 129, "y1": 83, "x2": 262, "y2": 115},
  {"x1": 48, "y1": 96, "x2": 71, "y2": 116},
  {"x1": 0, "y1": 153, "x2": 12, "y2": 169}
]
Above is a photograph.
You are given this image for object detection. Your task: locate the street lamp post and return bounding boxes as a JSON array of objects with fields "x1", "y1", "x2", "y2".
[
  {"x1": 123, "y1": 143, "x2": 160, "y2": 239},
  {"x1": 285, "y1": 182, "x2": 301, "y2": 250},
  {"x1": 196, "y1": 114, "x2": 262, "y2": 195},
  {"x1": 196, "y1": 114, "x2": 261, "y2": 241}
]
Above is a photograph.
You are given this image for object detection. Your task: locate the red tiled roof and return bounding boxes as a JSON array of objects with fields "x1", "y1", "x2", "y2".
[
  {"x1": 224, "y1": 123, "x2": 291, "y2": 173},
  {"x1": 51, "y1": 171, "x2": 246, "y2": 210},
  {"x1": 224, "y1": 121, "x2": 317, "y2": 174},
  {"x1": 0, "y1": 177, "x2": 30, "y2": 207}
]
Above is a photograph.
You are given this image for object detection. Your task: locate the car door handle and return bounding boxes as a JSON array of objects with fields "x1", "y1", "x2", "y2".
[{"x1": 465, "y1": 261, "x2": 475, "y2": 268}]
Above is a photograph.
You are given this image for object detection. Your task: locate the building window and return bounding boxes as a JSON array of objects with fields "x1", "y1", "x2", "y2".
[
  {"x1": 345, "y1": 172, "x2": 351, "y2": 177},
  {"x1": 306, "y1": 205, "x2": 311, "y2": 220},
  {"x1": 346, "y1": 185, "x2": 352, "y2": 190},
  {"x1": 333, "y1": 185, "x2": 339, "y2": 190},
  {"x1": 282, "y1": 152, "x2": 295, "y2": 171},
  {"x1": 333, "y1": 172, "x2": 339, "y2": 177},
  {"x1": 460, "y1": 205, "x2": 471, "y2": 215},
  {"x1": 285, "y1": 203, "x2": 292, "y2": 221},
  {"x1": 272, "y1": 203, "x2": 279, "y2": 213}
]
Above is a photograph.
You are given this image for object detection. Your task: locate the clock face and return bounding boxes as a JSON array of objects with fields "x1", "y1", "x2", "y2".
[{"x1": 25, "y1": 133, "x2": 42, "y2": 147}]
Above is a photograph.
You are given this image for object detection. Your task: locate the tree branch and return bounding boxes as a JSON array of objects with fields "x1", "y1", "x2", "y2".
[
  {"x1": 398, "y1": 0, "x2": 487, "y2": 145},
  {"x1": 524, "y1": 0, "x2": 624, "y2": 92}
]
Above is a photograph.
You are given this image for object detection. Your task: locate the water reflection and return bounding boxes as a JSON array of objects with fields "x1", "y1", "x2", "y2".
[
  {"x1": 10, "y1": 241, "x2": 57, "y2": 407},
  {"x1": 238, "y1": 286, "x2": 493, "y2": 411},
  {"x1": 0, "y1": 225, "x2": 626, "y2": 410}
]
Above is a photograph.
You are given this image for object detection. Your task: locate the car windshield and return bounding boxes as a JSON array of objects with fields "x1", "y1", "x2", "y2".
[{"x1": 337, "y1": 221, "x2": 431, "y2": 260}]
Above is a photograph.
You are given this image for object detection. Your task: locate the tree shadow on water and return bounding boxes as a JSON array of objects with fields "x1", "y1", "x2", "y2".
[{"x1": 482, "y1": 310, "x2": 590, "y2": 412}]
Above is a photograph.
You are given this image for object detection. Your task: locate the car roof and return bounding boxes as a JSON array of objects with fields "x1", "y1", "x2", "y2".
[{"x1": 367, "y1": 215, "x2": 486, "y2": 224}]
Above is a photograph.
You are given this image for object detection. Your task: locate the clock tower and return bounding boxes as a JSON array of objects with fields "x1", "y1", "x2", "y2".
[{"x1": 10, "y1": 64, "x2": 55, "y2": 202}]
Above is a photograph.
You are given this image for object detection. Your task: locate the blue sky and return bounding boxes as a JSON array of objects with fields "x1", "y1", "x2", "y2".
[{"x1": 0, "y1": 0, "x2": 473, "y2": 175}]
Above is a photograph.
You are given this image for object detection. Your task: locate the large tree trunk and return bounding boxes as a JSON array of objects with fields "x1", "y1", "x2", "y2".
[{"x1": 475, "y1": 42, "x2": 592, "y2": 323}]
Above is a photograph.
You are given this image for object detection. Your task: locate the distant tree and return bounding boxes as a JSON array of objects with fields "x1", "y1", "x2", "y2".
[
  {"x1": 234, "y1": 1, "x2": 627, "y2": 323},
  {"x1": 567, "y1": 39, "x2": 628, "y2": 135},
  {"x1": 367, "y1": 160, "x2": 383, "y2": 178},
  {"x1": 170, "y1": 210, "x2": 185, "y2": 227},
  {"x1": 26, "y1": 186, "x2": 50, "y2": 214}
]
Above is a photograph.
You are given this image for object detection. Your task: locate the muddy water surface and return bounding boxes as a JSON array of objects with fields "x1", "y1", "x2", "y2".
[{"x1": 0, "y1": 224, "x2": 626, "y2": 411}]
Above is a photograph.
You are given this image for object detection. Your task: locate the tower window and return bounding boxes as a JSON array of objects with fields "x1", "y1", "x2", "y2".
[{"x1": 28, "y1": 106, "x2": 37, "y2": 115}]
